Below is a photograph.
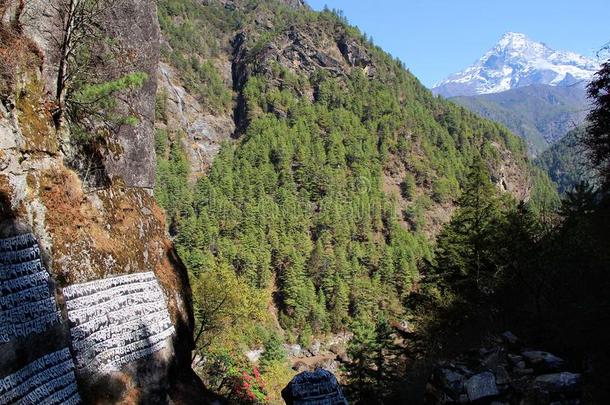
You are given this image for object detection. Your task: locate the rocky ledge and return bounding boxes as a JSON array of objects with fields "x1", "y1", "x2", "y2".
[{"x1": 425, "y1": 332, "x2": 582, "y2": 404}]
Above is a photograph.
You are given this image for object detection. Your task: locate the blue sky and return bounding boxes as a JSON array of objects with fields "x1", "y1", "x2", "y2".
[{"x1": 305, "y1": 0, "x2": 610, "y2": 87}]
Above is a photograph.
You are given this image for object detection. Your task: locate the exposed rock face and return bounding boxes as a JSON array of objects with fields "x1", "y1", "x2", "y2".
[
  {"x1": 0, "y1": 1, "x2": 204, "y2": 403},
  {"x1": 96, "y1": 0, "x2": 161, "y2": 189},
  {"x1": 425, "y1": 332, "x2": 582, "y2": 404},
  {"x1": 22, "y1": 0, "x2": 160, "y2": 189},
  {"x1": 337, "y1": 35, "x2": 375, "y2": 76},
  {"x1": 221, "y1": 0, "x2": 306, "y2": 10},
  {"x1": 489, "y1": 142, "x2": 531, "y2": 201},
  {"x1": 232, "y1": 24, "x2": 374, "y2": 85},
  {"x1": 157, "y1": 62, "x2": 235, "y2": 175}
]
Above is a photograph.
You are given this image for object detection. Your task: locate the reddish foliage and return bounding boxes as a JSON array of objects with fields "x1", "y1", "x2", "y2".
[{"x1": 230, "y1": 367, "x2": 268, "y2": 404}]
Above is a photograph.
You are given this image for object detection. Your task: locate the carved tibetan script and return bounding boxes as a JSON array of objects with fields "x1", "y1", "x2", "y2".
[
  {"x1": 0, "y1": 233, "x2": 61, "y2": 343},
  {"x1": 0, "y1": 348, "x2": 81, "y2": 405},
  {"x1": 63, "y1": 272, "x2": 175, "y2": 376}
]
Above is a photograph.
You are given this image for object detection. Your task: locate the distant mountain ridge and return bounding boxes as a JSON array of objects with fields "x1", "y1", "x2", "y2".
[
  {"x1": 432, "y1": 32, "x2": 599, "y2": 98},
  {"x1": 535, "y1": 126, "x2": 596, "y2": 194},
  {"x1": 450, "y1": 83, "x2": 589, "y2": 155}
]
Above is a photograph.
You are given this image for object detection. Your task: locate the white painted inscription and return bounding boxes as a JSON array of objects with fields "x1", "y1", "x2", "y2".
[
  {"x1": 0, "y1": 349, "x2": 81, "y2": 405},
  {"x1": 0, "y1": 234, "x2": 60, "y2": 343},
  {"x1": 63, "y1": 272, "x2": 175, "y2": 375},
  {"x1": 0, "y1": 233, "x2": 36, "y2": 253}
]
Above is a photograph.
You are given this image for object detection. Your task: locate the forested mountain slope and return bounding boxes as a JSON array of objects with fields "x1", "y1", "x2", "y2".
[
  {"x1": 535, "y1": 126, "x2": 597, "y2": 194},
  {"x1": 152, "y1": 0, "x2": 558, "y2": 400}
]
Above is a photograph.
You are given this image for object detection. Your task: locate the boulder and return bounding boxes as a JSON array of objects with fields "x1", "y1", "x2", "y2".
[
  {"x1": 246, "y1": 348, "x2": 264, "y2": 363},
  {"x1": 495, "y1": 365, "x2": 510, "y2": 385},
  {"x1": 436, "y1": 368, "x2": 465, "y2": 396},
  {"x1": 534, "y1": 372, "x2": 581, "y2": 395},
  {"x1": 329, "y1": 343, "x2": 345, "y2": 356},
  {"x1": 309, "y1": 340, "x2": 321, "y2": 356},
  {"x1": 481, "y1": 350, "x2": 502, "y2": 370},
  {"x1": 336, "y1": 352, "x2": 350, "y2": 363},
  {"x1": 522, "y1": 351, "x2": 565, "y2": 371},
  {"x1": 292, "y1": 361, "x2": 309, "y2": 373},
  {"x1": 465, "y1": 372, "x2": 499, "y2": 401},
  {"x1": 514, "y1": 367, "x2": 534, "y2": 375},
  {"x1": 508, "y1": 354, "x2": 523, "y2": 366},
  {"x1": 316, "y1": 359, "x2": 340, "y2": 373},
  {"x1": 424, "y1": 334, "x2": 583, "y2": 404},
  {"x1": 285, "y1": 344, "x2": 304, "y2": 358}
]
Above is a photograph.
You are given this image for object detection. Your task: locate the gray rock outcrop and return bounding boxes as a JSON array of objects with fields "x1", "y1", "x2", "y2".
[{"x1": 425, "y1": 332, "x2": 582, "y2": 404}]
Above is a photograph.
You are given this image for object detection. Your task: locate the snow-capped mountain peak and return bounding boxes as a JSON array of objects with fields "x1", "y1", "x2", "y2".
[
  {"x1": 432, "y1": 32, "x2": 599, "y2": 97},
  {"x1": 497, "y1": 32, "x2": 533, "y2": 50}
]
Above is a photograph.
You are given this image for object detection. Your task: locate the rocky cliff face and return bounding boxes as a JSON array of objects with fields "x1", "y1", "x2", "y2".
[
  {"x1": 157, "y1": 61, "x2": 235, "y2": 176},
  {"x1": 22, "y1": 0, "x2": 160, "y2": 188},
  {"x1": 0, "y1": 1, "x2": 204, "y2": 403}
]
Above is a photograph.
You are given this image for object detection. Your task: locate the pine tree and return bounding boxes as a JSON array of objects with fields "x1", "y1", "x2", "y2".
[
  {"x1": 259, "y1": 333, "x2": 286, "y2": 371},
  {"x1": 346, "y1": 316, "x2": 398, "y2": 401},
  {"x1": 347, "y1": 318, "x2": 376, "y2": 398},
  {"x1": 434, "y1": 158, "x2": 504, "y2": 298},
  {"x1": 584, "y1": 60, "x2": 610, "y2": 189}
]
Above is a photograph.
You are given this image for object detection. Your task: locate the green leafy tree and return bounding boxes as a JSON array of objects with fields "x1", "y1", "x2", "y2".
[{"x1": 346, "y1": 318, "x2": 377, "y2": 399}]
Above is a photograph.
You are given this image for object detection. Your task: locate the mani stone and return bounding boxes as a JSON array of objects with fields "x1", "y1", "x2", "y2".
[
  {"x1": 522, "y1": 350, "x2": 565, "y2": 371},
  {"x1": 534, "y1": 372, "x2": 581, "y2": 394},
  {"x1": 464, "y1": 372, "x2": 499, "y2": 401},
  {"x1": 281, "y1": 369, "x2": 348, "y2": 405}
]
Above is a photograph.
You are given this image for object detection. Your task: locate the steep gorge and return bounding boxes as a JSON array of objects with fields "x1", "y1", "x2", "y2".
[
  {"x1": 152, "y1": 2, "x2": 556, "y2": 399},
  {"x1": 0, "y1": 0, "x2": 562, "y2": 403}
]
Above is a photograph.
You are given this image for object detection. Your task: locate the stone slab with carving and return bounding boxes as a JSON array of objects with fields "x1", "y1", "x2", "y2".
[
  {"x1": 63, "y1": 272, "x2": 175, "y2": 377},
  {"x1": 0, "y1": 233, "x2": 61, "y2": 343},
  {"x1": 0, "y1": 349, "x2": 81, "y2": 405},
  {"x1": 0, "y1": 233, "x2": 80, "y2": 404}
]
